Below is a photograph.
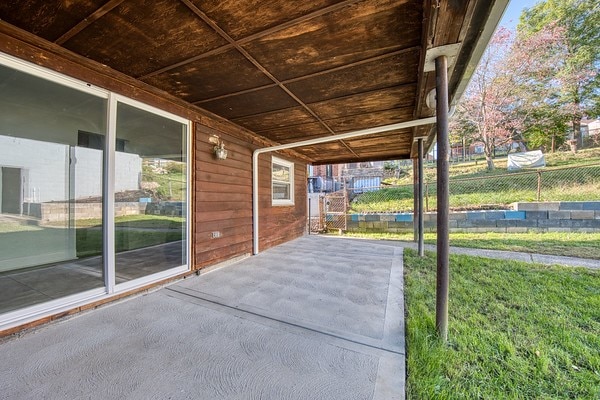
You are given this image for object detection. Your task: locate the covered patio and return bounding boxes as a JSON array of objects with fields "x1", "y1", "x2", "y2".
[
  {"x1": 0, "y1": 0, "x2": 508, "y2": 382},
  {"x1": 1, "y1": 236, "x2": 406, "y2": 399}
]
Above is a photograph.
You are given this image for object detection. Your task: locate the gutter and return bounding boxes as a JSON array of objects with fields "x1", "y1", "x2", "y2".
[
  {"x1": 452, "y1": 0, "x2": 510, "y2": 107},
  {"x1": 252, "y1": 116, "x2": 437, "y2": 255}
]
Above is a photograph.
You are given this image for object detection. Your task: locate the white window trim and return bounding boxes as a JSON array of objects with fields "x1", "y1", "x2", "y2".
[{"x1": 272, "y1": 156, "x2": 294, "y2": 206}]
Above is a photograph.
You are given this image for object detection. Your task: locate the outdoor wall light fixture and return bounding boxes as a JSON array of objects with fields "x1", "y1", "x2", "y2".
[{"x1": 209, "y1": 134, "x2": 228, "y2": 160}]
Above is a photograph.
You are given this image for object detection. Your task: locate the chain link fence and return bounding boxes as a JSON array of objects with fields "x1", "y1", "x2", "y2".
[{"x1": 346, "y1": 163, "x2": 600, "y2": 213}]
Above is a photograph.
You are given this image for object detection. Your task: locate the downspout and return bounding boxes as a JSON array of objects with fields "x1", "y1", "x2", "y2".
[{"x1": 252, "y1": 116, "x2": 438, "y2": 255}]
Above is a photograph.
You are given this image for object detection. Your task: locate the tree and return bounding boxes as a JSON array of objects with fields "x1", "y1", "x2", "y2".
[
  {"x1": 452, "y1": 18, "x2": 588, "y2": 169},
  {"x1": 451, "y1": 27, "x2": 517, "y2": 171},
  {"x1": 518, "y1": 0, "x2": 600, "y2": 150},
  {"x1": 507, "y1": 23, "x2": 572, "y2": 152}
]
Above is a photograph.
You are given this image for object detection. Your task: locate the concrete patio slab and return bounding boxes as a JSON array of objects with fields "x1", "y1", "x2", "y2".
[{"x1": 0, "y1": 236, "x2": 405, "y2": 400}]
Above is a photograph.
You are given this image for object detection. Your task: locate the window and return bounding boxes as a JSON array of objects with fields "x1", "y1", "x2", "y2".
[{"x1": 272, "y1": 156, "x2": 294, "y2": 206}]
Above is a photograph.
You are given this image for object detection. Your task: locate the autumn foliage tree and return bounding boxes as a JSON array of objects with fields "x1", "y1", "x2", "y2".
[
  {"x1": 450, "y1": 28, "x2": 514, "y2": 171},
  {"x1": 451, "y1": 27, "x2": 562, "y2": 170},
  {"x1": 451, "y1": 0, "x2": 599, "y2": 169}
]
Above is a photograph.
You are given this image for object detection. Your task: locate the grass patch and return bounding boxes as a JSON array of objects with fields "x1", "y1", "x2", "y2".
[
  {"x1": 340, "y1": 231, "x2": 600, "y2": 260},
  {"x1": 76, "y1": 228, "x2": 183, "y2": 258},
  {"x1": 370, "y1": 148, "x2": 600, "y2": 212},
  {"x1": 404, "y1": 249, "x2": 600, "y2": 399},
  {"x1": 75, "y1": 215, "x2": 185, "y2": 257},
  {"x1": 74, "y1": 214, "x2": 184, "y2": 229},
  {"x1": 393, "y1": 148, "x2": 600, "y2": 185},
  {"x1": 351, "y1": 163, "x2": 600, "y2": 212},
  {"x1": 0, "y1": 215, "x2": 184, "y2": 258}
]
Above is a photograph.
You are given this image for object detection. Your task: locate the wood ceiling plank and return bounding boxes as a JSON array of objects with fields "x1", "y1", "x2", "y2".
[
  {"x1": 346, "y1": 141, "x2": 411, "y2": 152},
  {"x1": 255, "y1": 122, "x2": 330, "y2": 142},
  {"x1": 433, "y1": 0, "x2": 469, "y2": 47},
  {"x1": 143, "y1": 49, "x2": 274, "y2": 102},
  {"x1": 180, "y1": 0, "x2": 359, "y2": 156},
  {"x1": 194, "y1": 47, "x2": 418, "y2": 105},
  {"x1": 199, "y1": 87, "x2": 299, "y2": 119},
  {"x1": 342, "y1": 129, "x2": 412, "y2": 146},
  {"x1": 324, "y1": 107, "x2": 415, "y2": 132},
  {"x1": 0, "y1": 0, "x2": 107, "y2": 42},
  {"x1": 140, "y1": 0, "x2": 365, "y2": 79},
  {"x1": 306, "y1": 149, "x2": 411, "y2": 164},
  {"x1": 195, "y1": 0, "x2": 343, "y2": 40},
  {"x1": 309, "y1": 84, "x2": 417, "y2": 120},
  {"x1": 62, "y1": 0, "x2": 228, "y2": 77},
  {"x1": 241, "y1": 0, "x2": 421, "y2": 81},
  {"x1": 285, "y1": 49, "x2": 420, "y2": 104},
  {"x1": 232, "y1": 107, "x2": 318, "y2": 132},
  {"x1": 55, "y1": 0, "x2": 126, "y2": 45},
  {"x1": 348, "y1": 150, "x2": 410, "y2": 158}
]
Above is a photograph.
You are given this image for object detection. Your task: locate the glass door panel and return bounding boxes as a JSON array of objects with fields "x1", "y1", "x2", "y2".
[
  {"x1": 0, "y1": 64, "x2": 106, "y2": 314},
  {"x1": 114, "y1": 102, "x2": 187, "y2": 283}
]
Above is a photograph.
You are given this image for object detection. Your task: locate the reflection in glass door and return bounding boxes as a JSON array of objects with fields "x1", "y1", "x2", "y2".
[
  {"x1": 113, "y1": 101, "x2": 188, "y2": 283},
  {"x1": 0, "y1": 62, "x2": 106, "y2": 315}
]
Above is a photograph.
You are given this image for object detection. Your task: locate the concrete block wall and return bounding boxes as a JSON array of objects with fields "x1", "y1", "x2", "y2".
[
  {"x1": 36, "y1": 202, "x2": 147, "y2": 224},
  {"x1": 344, "y1": 201, "x2": 600, "y2": 233}
]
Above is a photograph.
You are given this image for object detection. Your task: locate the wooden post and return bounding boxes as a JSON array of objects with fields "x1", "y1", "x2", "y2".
[{"x1": 435, "y1": 55, "x2": 450, "y2": 342}]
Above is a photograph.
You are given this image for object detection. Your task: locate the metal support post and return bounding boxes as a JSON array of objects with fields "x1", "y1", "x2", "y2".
[
  {"x1": 413, "y1": 159, "x2": 418, "y2": 242},
  {"x1": 435, "y1": 55, "x2": 450, "y2": 342},
  {"x1": 308, "y1": 197, "x2": 312, "y2": 235},
  {"x1": 417, "y1": 138, "x2": 424, "y2": 257}
]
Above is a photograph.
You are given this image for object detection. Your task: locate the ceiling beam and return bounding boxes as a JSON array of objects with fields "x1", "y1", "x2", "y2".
[
  {"x1": 180, "y1": 0, "x2": 359, "y2": 158},
  {"x1": 55, "y1": 0, "x2": 126, "y2": 45}
]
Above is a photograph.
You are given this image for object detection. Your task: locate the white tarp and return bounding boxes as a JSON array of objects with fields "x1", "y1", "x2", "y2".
[{"x1": 507, "y1": 150, "x2": 546, "y2": 171}]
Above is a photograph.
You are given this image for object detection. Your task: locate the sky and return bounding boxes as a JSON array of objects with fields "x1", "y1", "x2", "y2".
[{"x1": 499, "y1": 0, "x2": 542, "y2": 30}]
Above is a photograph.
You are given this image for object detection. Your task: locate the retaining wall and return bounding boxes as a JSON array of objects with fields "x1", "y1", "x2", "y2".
[
  {"x1": 344, "y1": 201, "x2": 600, "y2": 233},
  {"x1": 25, "y1": 202, "x2": 147, "y2": 224}
]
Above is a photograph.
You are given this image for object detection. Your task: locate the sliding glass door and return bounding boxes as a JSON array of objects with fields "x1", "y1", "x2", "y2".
[{"x1": 0, "y1": 54, "x2": 189, "y2": 324}]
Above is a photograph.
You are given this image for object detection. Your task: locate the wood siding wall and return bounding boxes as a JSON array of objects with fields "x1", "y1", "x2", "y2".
[
  {"x1": 194, "y1": 123, "x2": 307, "y2": 269},
  {"x1": 0, "y1": 24, "x2": 308, "y2": 272}
]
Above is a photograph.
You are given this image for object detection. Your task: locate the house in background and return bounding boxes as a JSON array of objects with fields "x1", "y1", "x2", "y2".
[
  {"x1": 0, "y1": 1, "x2": 509, "y2": 334},
  {"x1": 581, "y1": 119, "x2": 600, "y2": 146}
]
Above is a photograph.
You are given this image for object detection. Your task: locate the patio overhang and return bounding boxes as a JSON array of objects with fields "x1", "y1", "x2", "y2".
[{"x1": 0, "y1": 0, "x2": 508, "y2": 164}]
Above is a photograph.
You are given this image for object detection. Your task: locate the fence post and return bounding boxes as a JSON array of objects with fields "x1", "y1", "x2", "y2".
[
  {"x1": 425, "y1": 182, "x2": 429, "y2": 212},
  {"x1": 537, "y1": 170, "x2": 542, "y2": 201}
]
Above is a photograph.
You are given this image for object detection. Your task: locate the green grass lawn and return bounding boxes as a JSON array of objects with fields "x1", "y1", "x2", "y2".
[
  {"x1": 75, "y1": 214, "x2": 185, "y2": 229},
  {"x1": 351, "y1": 163, "x2": 600, "y2": 212},
  {"x1": 404, "y1": 249, "x2": 600, "y2": 399},
  {"x1": 366, "y1": 148, "x2": 600, "y2": 212},
  {"x1": 391, "y1": 148, "x2": 600, "y2": 185},
  {"x1": 340, "y1": 231, "x2": 600, "y2": 260},
  {"x1": 75, "y1": 215, "x2": 184, "y2": 257}
]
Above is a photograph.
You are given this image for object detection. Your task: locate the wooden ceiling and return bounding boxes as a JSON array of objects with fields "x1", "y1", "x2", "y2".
[{"x1": 0, "y1": 0, "x2": 502, "y2": 164}]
